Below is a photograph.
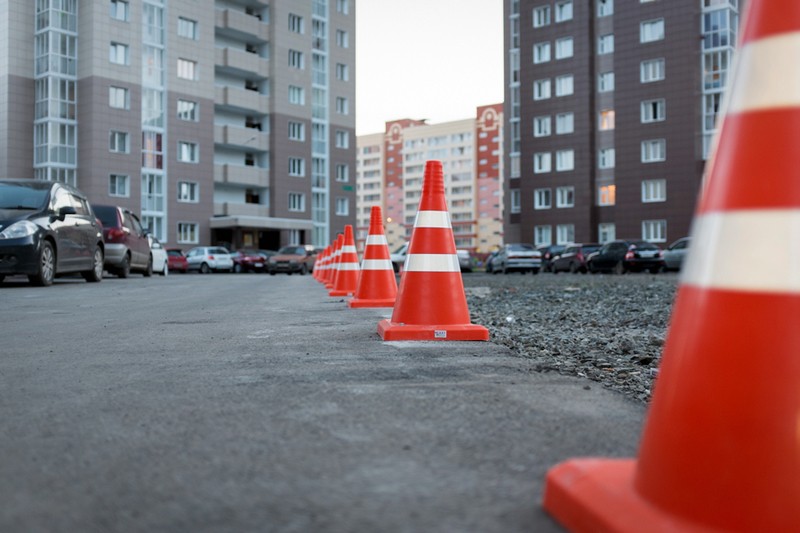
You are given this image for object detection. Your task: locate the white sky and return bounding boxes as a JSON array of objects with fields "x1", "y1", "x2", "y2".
[{"x1": 355, "y1": 0, "x2": 505, "y2": 135}]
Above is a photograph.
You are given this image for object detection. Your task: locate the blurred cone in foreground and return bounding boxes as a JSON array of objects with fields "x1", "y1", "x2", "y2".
[
  {"x1": 325, "y1": 234, "x2": 342, "y2": 289},
  {"x1": 377, "y1": 160, "x2": 488, "y2": 341},
  {"x1": 349, "y1": 206, "x2": 397, "y2": 308},
  {"x1": 543, "y1": 2, "x2": 800, "y2": 531},
  {"x1": 329, "y1": 225, "x2": 359, "y2": 297}
]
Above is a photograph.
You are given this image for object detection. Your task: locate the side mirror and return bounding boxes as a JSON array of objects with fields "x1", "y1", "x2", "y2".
[{"x1": 57, "y1": 206, "x2": 77, "y2": 221}]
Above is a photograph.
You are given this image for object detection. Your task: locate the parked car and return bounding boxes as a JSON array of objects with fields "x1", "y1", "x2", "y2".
[
  {"x1": 232, "y1": 249, "x2": 274, "y2": 273},
  {"x1": 663, "y1": 237, "x2": 690, "y2": 271},
  {"x1": 186, "y1": 246, "x2": 234, "y2": 273},
  {"x1": 93, "y1": 204, "x2": 152, "y2": 278},
  {"x1": 493, "y1": 243, "x2": 542, "y2": 274},
  {"x1": 0, "y1": 178, "x2": 104, "y2": 286},
  {"x1": 551, "y1": 243, "x2": 602, "y2": 274},
  {"x1": 390, "y1": 242, "x2": 409, "y2": 272},
  {"x1": 267, "y1": 245, "x2": 317, "y2": 275},
  {"x1": 537, "y1": 244, "x2": 567, "y2": 273},
  {"x1": 166, "y1": 248, "x2": 189, "y2": 273},
  {"x1": 457, "y1": 249, "x2": 474, "y2": 273},
  {"x1": 587, "y1": 240, "x2": 664, "y2": 274},
  {"x1": 148, "y1": 235, "x2": 169, "y2": 276},
  {"x1": 484, "y1": 250, "x2": 500, "y2": 273}
]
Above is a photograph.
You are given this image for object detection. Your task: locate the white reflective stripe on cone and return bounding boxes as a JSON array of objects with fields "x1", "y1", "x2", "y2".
[
  {"x1": 341, "y1": 245, "x2": 357, "y2": 253},
  {"x1": 682, "y1": 209, "x2": 800, "y2": 294},
  {"x1": 361, "y1": 259, "x2": 393, "y2": 270},
  {"x1": 414, "y1": 210, "x2": 451, "y2": 229},
  {"x1": 404, "y1": 254, "x2": 460, "y2": 272},
  {"x1": 338, "y1": 263, "x2": 359, "y2": 271},
  {"x1": 365, "y1": 235, "x2": 388, "y2": 245}
]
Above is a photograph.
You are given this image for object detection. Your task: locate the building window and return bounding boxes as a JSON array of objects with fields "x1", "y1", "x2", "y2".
[
  {"x1": 178, "y1": 141, "x2": 198, "y2": 163},
  {"x1": 289, "y1": 85, "x2": 305, "y2": 105},
  {"x1": 703, "y1": 50, "x2": 731, "y2": 91},
  {"x1": 177, "y1": 223, "x2": 198, "y2": 244},
  {"x1": 109, "y1": 42, "x2": 129, "y2": 65},
  {"x1": 534, "y1": 116, "x2": 552, "y2": 137},
  {"x1": 178, "y1": 181, "x2": 199, "y2": 203},
  {"x1": 337, "y1": 0, "x2": 349, "y2": 14},
  {"x1": 288, "y1": 13, "x2": 304, "y2": 33},
  {"x1": 556, "y1": 150, "x2": 575, "y2": 171},
  {"x1": 533, "y1": 5, "x2": 551, "y2": 28},
  {"x1": 555, "y1": 75, "x2": 574, "y2": 96},
  {"x1": 598, "y1": 184, "x2": 616, "y2": 206},
  {"x1": 336, "y1": 63, "x2": 349, "y2": 81},
  {"x1": 557, "y1": 224, "x2": 575, "y2": 244},
  {"x1": 335, "y1": 130, "x2": 349, "y2": 149},
  {"x1": 555, "y1": 1, "x2": 573, "y2": 22},
  {"x1": 641, "y1": 139, "x2": 666, "y2": 162},
  {"x1": 533, "y1": 42, "x2": 551, "y2": 64},
  {"x1": 597, "y1": 0, "x2": 614, "y2": 17},
  {"x1": 642, "y1": 220, "x2": 667, "y2": 242},
  {"x1": 288, "y1": 192, "x2": 306, "y2": 212},
  {"x1": 336, "y1": 164, "x2": 349, "y2": 182},
  {"x1": 289, "y1": 49, "x2": 304, "y2": 69},
  {"x1": 510, "y1": 189, "x2": 521, "y2": 214},
  {"x1": 289, "y1": 157, "x2": 305, "y2": 177},
  {"x1": 110, "y1": 0, "x2": 129, "y2": 21},
  {"x1": 109, "y1": 86, "x2": 129, "y2": 109},
  {"x1": 177, "y1": 58, "x2": 197, "y2": 80},
  {"x1": 641, "y1": 58, "x2": 665, "y2": 83},
  {"x1": 335, "y1": 197, "x2": 349, "y2": 216},
  {"x1": 336, "y1": 29, "x2": 349, "y2": 48},
  {"x1": 598, "y1": 223, "x2": 616, "y2": 243},
  {"x1": 556, "y1": 112, "x2": 574, "y2": 134},
  {"x1": 109, "y1": 131, "x2": 129, "y2": 153},
  {"x1": 534, "y1": 225, "x2": 552, "y2": 246},
  {"x1": 109, "y1": 174, "x2": 129, "y2": 197},
  {"x1": 598, "y1": 72, "x2": 615, "y2": 92},
  {"x1": 533, "y1": 78, "x2": 551, "y2": 100},
  {"x1": 177, "y1": 99, "x2": 198, "y2": 121},
  {"x1": 598, "y1": 109, "x2": 615, "y2": 130},
  {"x1": 598, "y1": 34, "x2": 614, "y2": 54},
  {"x1": 598, "y1": 148, "x2": 616, "y2": 169},
  {"x1": 641, "y1": 99, "x2": 666, "y2": 123},
  {"x1": 534, "y1": 188, "x2": 552, "y2": 209},
  {"x1": 555, "y1": 37, "x2": 573, "y2": 59},
  {"x1": 178, "y1": 17, "x2": 198, "y2": 39},
  {"x1": 534, "y1": 152, "x2": 552, "y2": 173},
  {"x1": 556, "y1": 186, "x2": 575, "y2": 208},
  {"x1": 288, "y1": 121, "x2": 305, "y2": 141},
  {"x1": 641, "y1": 19, "x2": 665, "y2": 43},
  {"x1": 642, "y1": 179, "x2": 667, "y2": 202},
  {"x1": 336, "y1": 97, "x2": 349, "y2": 115}
]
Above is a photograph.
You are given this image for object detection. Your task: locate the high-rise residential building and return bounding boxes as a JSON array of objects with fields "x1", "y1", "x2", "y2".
[
  {"x1": 0, "y1": 0, "x2": 355, "y2": 250},
  {"x1": 504, "y1": 0, "x2": 743, "y2": 247},
  {"x1": 356, "y1": 105, "x2": 504, "y2": 256}
]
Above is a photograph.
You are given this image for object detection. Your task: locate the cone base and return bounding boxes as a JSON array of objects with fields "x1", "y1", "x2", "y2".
[
  {"x1": 329, "y1": 289, "x2": 354, "y2": 297},
  {"x1": 377, "y1": 319, "x2": 489, "y2": 341},
  {"x1": 543, "y1": 459, "x2": 718, "y2": 533},
  {"x1": 348, "y1": 297, "x2": 396, "y2": 308}
]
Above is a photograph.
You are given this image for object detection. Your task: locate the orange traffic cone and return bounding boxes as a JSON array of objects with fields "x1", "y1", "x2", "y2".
[
  {"x1": 348, "y1": 206, "x2": 397, "y2": 308},
  {"x1": 325, "y1": 234, "x2": 342, "y2": 289},
  {"x1": 329, "y1": 225, "x2": 359, "y2": 297},
  {"x1": 315, "y1": 245, "x2": 330, "y2": 283},
  {"x1": 377, "y1": 160, "x2": 488, "y2": 341},
  {"x1": 543, "y1": 2, "x2": 800, "y2": 531}
]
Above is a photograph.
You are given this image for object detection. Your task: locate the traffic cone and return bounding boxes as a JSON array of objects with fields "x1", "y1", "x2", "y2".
[
  {"x1": 315, "y1": 246, "x2": 330, "y2": 283},
  {"x1": 325, "y1": 234, "x2": 342, "y2": 289},
  {"x1": 329, "y1": 225, "x2": 359, "y2": 297},
  {"x1": 543, "y1": 2, "x2": 800, "y2": 531},
  {"x1": 377, "y1": 160, "x2": 488, "y2": 341},
  {"x1": 348, "y1": 206, "x2": 397, "y2": 308}
]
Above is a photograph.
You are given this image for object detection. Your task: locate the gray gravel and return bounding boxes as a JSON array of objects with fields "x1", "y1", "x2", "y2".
[{"x1": 464, "y1": 272, "x2": 679, "y2": 403}]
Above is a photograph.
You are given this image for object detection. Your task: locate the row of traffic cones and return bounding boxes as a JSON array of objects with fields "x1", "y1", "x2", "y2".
[{"x1": 314, "y1": 160, "x2": 488, "y2": 342}]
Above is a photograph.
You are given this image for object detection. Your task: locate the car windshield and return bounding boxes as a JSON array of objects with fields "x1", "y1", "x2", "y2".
[
  {"x1": 631, "y1": 242, "x2": 658, "y2": 250},
  {"x1": 0, "y1": 183, "x2": 48, "y2": 210},
  {"x1": 93, "y1": 206, "x2": 118, "y2": 227},
  {"x1": 508, "y1": 244, "x2": 534, "y2": 251},
  {"x1": 278, "y1": 246, "x2": 306, "y2": 255}
]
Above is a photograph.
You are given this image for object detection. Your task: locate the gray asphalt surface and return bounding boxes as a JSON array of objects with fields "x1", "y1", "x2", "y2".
[{"x1": 0, "y1": 273, "x2": 645, "y2": 532}]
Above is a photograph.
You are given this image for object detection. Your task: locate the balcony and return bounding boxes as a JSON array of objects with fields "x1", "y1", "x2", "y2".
[
  {"x1": 215, "y1": 47, "x2": 269, "y2": 78},
  {"x1": 215, "y1": 86, "x2": 269, "y2": 114},
  {"x1": 215, "y1": 202, "x2": 270, "y2": 218},
  {"x1": 214, "y1": 164, "x2": 268, "y2": 188},
  {"x1": 215, "y1": 9, "x2": 269, "y2": 42},
  {"x1": 214, "y1": 125, "x2": 268, "y2": 151}
]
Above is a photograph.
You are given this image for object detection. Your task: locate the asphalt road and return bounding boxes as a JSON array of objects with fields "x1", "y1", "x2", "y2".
[{"x1": 0, "y1": 272, "x2": 645, "y2": 532}]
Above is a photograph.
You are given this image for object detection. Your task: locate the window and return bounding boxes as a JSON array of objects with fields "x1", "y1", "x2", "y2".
[
  {"x1": 336, "y1": 63, "x2": 349, "y2": 81},
  {"x1": 178, "y1": 141, "x2": 198, "y2": 163},
  {"x1": 288, "y1": 121, "x2": 305, "y2": 141},
  {"x1": 555, "y1": 1, "x2": 573, "y2": 22},
  {"x1": 177, "y1": 99, "x2": 198, "y2": 121},
  {"x1": 599, "y1": 109, "x2": 615, "y2": 130},
  {"x1": 109, "y1": 42, "x2": 129, "y2": 65},
  {"x1": 510, "y1": 189, "x2": 521, "y2": 214},
  {"x1": 288, "y1": 13, "x2": 304, "y2": 33},
  {"x1": 109, "y1": 174, "x2": 129, "y2": 197},
  {"x1": 555, "y1": 75, "x2": 574, "y2": 96},
  {"x1": 336, "y1": 29, "x2": 349, "y2": 48},
  {"x1": 598, "y1": 223, "x2": 616, "y2": 243},
  {"x1": 177, "y1": 58, "x2": 197, "y2": 80},
  {"x1": 335, "y1": 130, "x2": 349, "y2": 149},
  {"x1": 336, "y1": 97, "x2": 349, "y2": 115},
  {"x1": 178, "y1": 181, "x2": 199, "y2": 203},
  {"x1": 599, "y1": 148, "x2": 616, "y2": 169},
  {"x1": 533, "y1": 42, "x2": 551, "y2": 64},
  {"x1": 534, "y1": 188, "x2": 552, "y2": 209},
  {"x1": 534, "y1": 116, "x2": 551, "y2": 137},
  {"x1": 289, "y1": 49, "x2": 304, "y2": 69},
  {"x1": 556, "y1": 113, "x2": 574, "y2": 134},
  {"x1": 557, "y1": 224, "x2": 575, "y2": 244},
  {"x1": 110, "y1": 0, "x2": 128, "y2": 21},
  {"x1": 534, "y1": 79, "x2": 551, "y2": 100},
  {"x1": 598, "y1": 72, "x2": 614, "y2": 92},
  {"x1": 177, "y1": 223, "x2": 198, "y2": 244},
  {"x1": 335, "y1": 197, "x2": 349, "y2": 216},
  {"x1": 641, "y1": 99, "x2": 666, "y2": 123},
  {"x1": 288, "y1": 192, "x2": 305, "y2": 212},
  {"x1": 642, "y1": 139, "x2": 666, "y2": 162},
  {"x1": 556, "y1": 186, "x2": 575, "y2": 208},
  {"x1": 597, "y1": 0, "x2": 614, "y2": 16},
  {"x1": 178, "y1": 17, "x2": 198, "y2": 39},
  {"x1": 337, "y1": 0, "x2": 349, "y2": 14},
  {"x1": 642, "y1": 220, "x2": 667, "y2": 242},
  {"x1": 533, "y1": 5, "x2": 551, "y2": 27},
  {"x1": 289, "y1": 157, "x2": 305, "y2": 176},
  {"x1": 641, "y1": 58, "x2": 665, "y2": 83},
  {"x1": 109, "y1": 86, "x2": 129, "y2": 109},
  {"x1": 534, "y1": 225, "x2": 552, "y2": 246},
  {"x1": 534, "y1": 152, "x2": 552, "y2": 173},
  {"x1": 641, "y1": 19, "x2": 665, "y2": 43},
  {"x1": 556, "y1": 150, "x2": 575, "y2": 171},
  {"x1": 555, "y1": 37, "x2": 573, "y2": 59},
  {"x1": 289, "y1": 85, "x2": 305, "y2": 105},
  {"x1": 598, "y1": 34, "x2": 614, "y2": 54},
  {"x1": 642, "y1": 179, "x2": 666, "y2": 202},
  {"x1": 109, "y1": 131, "x2": 129, "y2": 153},
  {"x1": 598, "y1": 184, "x2": 616, "y2": 206},
  {"x1": 336, "y1": 164, "x2": 349, "y2": 182}
]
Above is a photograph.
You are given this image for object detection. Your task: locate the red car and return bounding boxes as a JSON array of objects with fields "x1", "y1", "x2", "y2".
[
  {"x1": 231, "y1": 249, "x2": 274, "y2": 273},
  {"x1": 166, "y1": 248, "x2": 189, "y2": 273}
]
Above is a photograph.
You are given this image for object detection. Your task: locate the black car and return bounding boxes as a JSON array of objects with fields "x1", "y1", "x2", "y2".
[
  {"x1": 537, "y1": 244, "x2": 566, "y2": 273},
  {"x1": 586, "y1": 240, "x2": 664, "y2": 274},
  {"x1": 0, "y1": 179, "x2": 105, "y2": 286}
]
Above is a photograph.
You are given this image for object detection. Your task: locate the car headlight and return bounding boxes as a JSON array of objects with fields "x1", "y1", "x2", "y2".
[{"x1": 0, "y1": 220, "x2": 38, "y2": 239}]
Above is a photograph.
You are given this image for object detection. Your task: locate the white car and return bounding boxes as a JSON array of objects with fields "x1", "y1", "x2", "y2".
[
  {"x1": 148, "y1": 235, "x2": 169, "y2": 276},
  {"x1": 390, "y1": 242, "x2": 408, "y2": 272},
  {"x1": 186, "y1": 246, "x2": 234, "y2": 273}
]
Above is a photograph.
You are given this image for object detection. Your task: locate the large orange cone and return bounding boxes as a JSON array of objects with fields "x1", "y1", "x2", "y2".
[
  {"x1": 543, "y1": 2, "x2": 800, "y2": 531},
  {"x1": 377, "y1": 160, "x2": 488, "y2": 341},
  {"x1": 329, "y1": 225, "x2": 359, "y2": 297},
  {"x1": 325, "y1": 234, "x2": 342, "y2": 289},
  {"x1": 348, "y1": 206, "x2": 397, "y2": 308}
]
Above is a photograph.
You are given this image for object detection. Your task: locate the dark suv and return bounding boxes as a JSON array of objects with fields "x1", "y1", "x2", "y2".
[
  {"x1": 93, "y1": 205, "x2": 152, "y2": 277},
  {"x1": 552, "y1": 243, "x2": 602, "y2": 273},
  {"x1": 587, "y1": 240, "x2": 664, "y2": 274}
]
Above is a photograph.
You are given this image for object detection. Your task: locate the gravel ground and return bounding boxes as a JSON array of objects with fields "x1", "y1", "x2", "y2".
[{"x1": 463, "y1": 271, "x2": 680, "y2": 404}]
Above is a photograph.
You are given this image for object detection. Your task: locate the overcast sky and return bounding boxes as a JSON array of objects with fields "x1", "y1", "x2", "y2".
[{"x1": 355, "y1": 0, "x2": 505, "y2": 135}]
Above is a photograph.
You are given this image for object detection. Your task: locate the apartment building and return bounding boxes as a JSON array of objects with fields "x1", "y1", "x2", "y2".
[
  {"x1": 0, "y1": 0, "x2": 355, "y2": 250},
  {"x1": 504, "y1": 0, "x2": 742, "y2": 247},
  {"x1": 356, "y1": 105, "x2": 504, "y2": 255}
]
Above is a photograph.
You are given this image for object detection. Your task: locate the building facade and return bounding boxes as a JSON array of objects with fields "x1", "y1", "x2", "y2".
[
  {"x1": 504, "y1": 0, "x2": 742, "y2": 247},
  {"x1": 0, "y1": 0, "x2": 355, "y2": 250}
]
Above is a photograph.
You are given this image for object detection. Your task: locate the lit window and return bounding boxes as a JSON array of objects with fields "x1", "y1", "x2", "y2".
[
  {"x1": 641, "y1": 19, "x2": 665, "y2": 43},
  {"x1": 599, "y1": 109, "x2": 615, "y2": 130},
  {"x1": 642, "y1": 179, "x2": 667, "y2": 202},
  {"x1": 598, "y1": 185, "x2": 616, "y2": 206}
]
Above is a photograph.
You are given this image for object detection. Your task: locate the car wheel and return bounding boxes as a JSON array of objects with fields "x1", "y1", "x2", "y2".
[
  {"x1": 29, "y1": 240, "x2": 56, "y2": 287},
  {"x1": 0, "y1": 275, "x2": 4, "y2": 284},
  {"x1": 200, "y1": 262, "x2": 210, "y2": 274},
  {"x1": 234, "y1": 263, "x2": 242, "y2": 273},
  {"x1": 649, "y1": 266, "x2": 660, "y2": 274},
  {"x1": 588, "y1": 262, "x2": 597, "y2": 274},
  {"x1": 569, "y1": 262, "x2": 579, "y2": 274},
  {"x1": 82, "y1": 246, "x2": 104, "y2": 283},
  {"x1": 532, "y1": 268, "x2": 539, "y2": 275},
  {"x1": 269, "y1": 271, "x2": 276, "y2": 276},
  {"x1": 117, "y1": 254, "x2": 131, "y2": 278},
  {"x1": 143, "y1": 256, "x2": 153, "y2": 277},
  {"x1": 614, "y1": 261, "x2": 626, "y2": 275},
  {"x1": 552, "y1": 265, "x2": 559, "y2": 274},
  {"x1": 161, "y1": 262, "x2": 169, "y2": 276},
  {"x1": 300, "y1": 264, "x2": 308, "y2": 275}
]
